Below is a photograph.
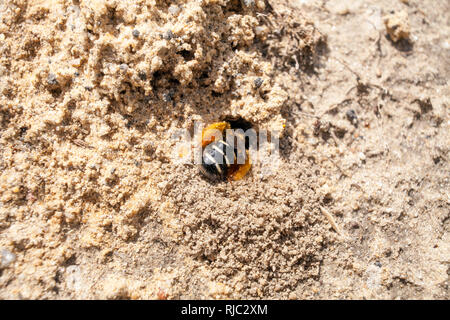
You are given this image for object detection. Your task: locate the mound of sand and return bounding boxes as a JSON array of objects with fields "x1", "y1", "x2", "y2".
[{"x1": 0, "y1": 0, "x2": 448, "y2": 299}]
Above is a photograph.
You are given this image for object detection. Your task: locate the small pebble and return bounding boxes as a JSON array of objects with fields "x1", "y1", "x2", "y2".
[
  {"x1": 243, "y1": 0, "x2": 255, "y2": 7},
  {"x1": 383, "y1": 10, "x2": 411, "y2": 43},
  {"x1": 358, "y1": 152, "x2": 366, "y2": 162},
  {"x1": 254, "y1": 77, "x2": 264, "y2": 89},
  {"x1": 168, "y1": 5, "x2": 180, "y2": 15},
  {"x1": 374, "y1": 261, "x2": 382, "y2": 268},
  {"x1": 376, "y1": 69, "x2": 382, "y2": 78},
  {"x1": 346, "y1": 109, "x2": 358, "y2": 124},
  {"x1": 162, "y1": 30, "x2": 174, "y2": 41},
  {"x1": 47, "y1": 73, "x2": 58, "y2": 85},
  {"x1": 132, "y1": 29, "x2": 140, "y2": 38},
  {"x1": 254, "y1": 26, "x2": 265, "y2": 36},
  {"x1": 119, "y1": 63, "x2": 128, "y2": 71},
  {"x1": 1, "y1": 249, "x2": 16, "y2": 269}
]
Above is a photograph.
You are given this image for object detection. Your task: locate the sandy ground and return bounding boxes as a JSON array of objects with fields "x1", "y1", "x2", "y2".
[{"x1": 0, "y1": 0, "x2": 448, "y2": 299}]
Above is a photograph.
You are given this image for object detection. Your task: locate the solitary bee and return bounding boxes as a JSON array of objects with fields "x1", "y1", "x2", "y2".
[{"x1": 200, "y1": 120, "x2": 252, "y2": 181}]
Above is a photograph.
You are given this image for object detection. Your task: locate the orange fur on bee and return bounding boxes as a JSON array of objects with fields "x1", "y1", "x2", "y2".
[
  {"x1": 201, "y1": 122, "x2": 230, "y2": 147},
  {"x1": 228, "y1": 150, "x2": 251, "y2": 181}
]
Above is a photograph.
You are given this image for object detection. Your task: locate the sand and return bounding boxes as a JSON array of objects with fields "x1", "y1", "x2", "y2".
[{"x1": 0, "y1": 0, "x2": 448, "y2": 299}]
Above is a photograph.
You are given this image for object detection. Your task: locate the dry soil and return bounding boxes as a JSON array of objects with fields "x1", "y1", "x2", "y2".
[{"x1": 0, "y1": 0, "x2": 448, "y2": 299}]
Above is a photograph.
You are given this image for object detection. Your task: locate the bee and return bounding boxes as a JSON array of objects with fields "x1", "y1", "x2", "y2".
[{"x1": 200, "y1": 120, "x2": 252, "y2": 181}]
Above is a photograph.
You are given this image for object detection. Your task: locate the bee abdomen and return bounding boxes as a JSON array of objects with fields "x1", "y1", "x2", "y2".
[{"x1": 200, "y1": 140, "x2": 235, "y2": 180}]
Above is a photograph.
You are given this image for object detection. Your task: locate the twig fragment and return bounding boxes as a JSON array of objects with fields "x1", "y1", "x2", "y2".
[{"x1": 319, "y1": 206, "x2": 342, "y2": 236}]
